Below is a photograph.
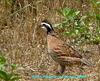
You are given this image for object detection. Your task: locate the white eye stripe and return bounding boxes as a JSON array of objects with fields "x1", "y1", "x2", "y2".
[{"x1": 41, "y1": 22, "x2": 52, "y2": 29}]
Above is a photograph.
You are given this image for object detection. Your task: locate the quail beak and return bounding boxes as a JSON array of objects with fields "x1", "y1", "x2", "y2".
[
  {"x1": 39, "y1": 24, "x2": 42, "y2": 27},
  {"x1": 39, "y1": 24, "x2": 44, "y2": 28}
]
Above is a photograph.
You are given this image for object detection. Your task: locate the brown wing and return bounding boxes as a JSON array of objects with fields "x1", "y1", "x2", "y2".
[
  {"x1": 47, "y1": 35, "x2": 95, "y2": 66},
  {"x1": 47, "y1": 35, "x2": 82, "y2": 58}
]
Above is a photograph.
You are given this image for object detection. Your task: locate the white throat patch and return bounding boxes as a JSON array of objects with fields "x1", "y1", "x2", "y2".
[{"x1": 41, "y1": 22, "x2": 52, "y2": 29}]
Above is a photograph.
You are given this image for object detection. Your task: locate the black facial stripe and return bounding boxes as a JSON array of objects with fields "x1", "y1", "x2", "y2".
[
  {"x1": 43, "y1": 24, "x2": 52, "y2": 32},
  {"x1": 41, "y1": 20, "x2": 54, "y2": 34}
]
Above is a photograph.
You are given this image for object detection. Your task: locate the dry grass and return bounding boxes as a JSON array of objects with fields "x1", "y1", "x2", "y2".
[{"x1": 0, "y1": 0, "x2": 100, "y2": 81}]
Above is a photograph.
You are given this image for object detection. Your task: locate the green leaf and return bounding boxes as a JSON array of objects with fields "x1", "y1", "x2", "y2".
[
  {"x1": 0, "y1": 70, "x2": 8, "y2": 81},
  {"x1": 96, "y1": 14, "x2": 100, "y2": 20},
  {"x1": 63, "y1": 7, "x2": 71, "y2": 17},
  {"x1": 56, "y1": 8, "x2": 70, "y2": 17},
  {"x1": 11, "y1": 64, "x2": 17, "y2": 70},
  {"x1": 91, "y1": 0, "x2": 98, "y2": 6},
  {"x1": 80, "y1": 16, "x2": 87, "y2": 21},
  {"x1": 93, "y1": 36, "x2": 100, "y2": 44},
  {"x1": 0, "y1": 64, "x2": 5, "y2": 70},
  {"x1": 75, "y1": 11, "x2": 80, "y2": 16},
  {"x1": 0, "y1": 55, "x2": 6, "y2": 64},
  {"x1": 96, "y1": 1, "x2": 100, "y2": 5},
  {"x1": 7, "y1": 73, "x2": 20, "y2": 81},
  {"x1": 10, "y1": 76, "x2": 21, "y2": 81}
]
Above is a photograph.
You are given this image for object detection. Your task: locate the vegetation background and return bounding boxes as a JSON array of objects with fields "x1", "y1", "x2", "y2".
[{"x1": 0, "y1": 0, "x2": 100, "y2": 81}]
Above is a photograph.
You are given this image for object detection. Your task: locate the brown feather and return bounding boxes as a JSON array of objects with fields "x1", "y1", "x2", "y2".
[{"x1": 47, "y1": 34, "x2": 82, "y2": 58}]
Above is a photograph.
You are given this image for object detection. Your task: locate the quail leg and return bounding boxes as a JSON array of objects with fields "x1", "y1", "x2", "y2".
[{"x1": 56, "y1": 64, "x2": 66, "y2": 75}]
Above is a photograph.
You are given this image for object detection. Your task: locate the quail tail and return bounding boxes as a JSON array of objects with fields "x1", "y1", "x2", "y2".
[{"x1": 81, "y1": 58, "x2": 95, "y2": 66}]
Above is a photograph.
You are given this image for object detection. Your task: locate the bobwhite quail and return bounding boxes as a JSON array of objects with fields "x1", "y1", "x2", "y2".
[{"x1": 40, "y1": 19, "x2": 94, "y2": 74}]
